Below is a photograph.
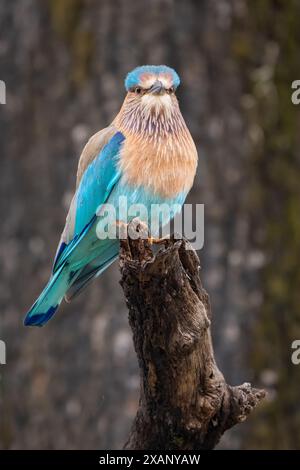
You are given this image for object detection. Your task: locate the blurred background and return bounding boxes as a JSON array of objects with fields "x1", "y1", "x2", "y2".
[{"x1": 0, "y1": 0, "x2": 300, "y2": 450}]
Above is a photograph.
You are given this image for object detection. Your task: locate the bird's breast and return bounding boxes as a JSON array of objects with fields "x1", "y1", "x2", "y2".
[{"x1": 118, "y1": 130, "x2": 198, "y2": 199}]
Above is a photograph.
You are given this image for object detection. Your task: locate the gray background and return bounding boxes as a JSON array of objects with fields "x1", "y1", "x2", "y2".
[{"x1": 0, "y1": 0, "x2": 299, "y2": 449}]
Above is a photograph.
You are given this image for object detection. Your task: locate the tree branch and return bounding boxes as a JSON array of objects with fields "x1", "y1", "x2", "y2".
[{"x1": 119, "y1": 224, "x2": 265, "y2": 450}]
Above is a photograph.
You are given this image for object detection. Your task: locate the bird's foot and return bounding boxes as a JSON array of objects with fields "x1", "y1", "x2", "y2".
[{"x1": 148, "y1": 236, "x2": 169, "y2": 245}]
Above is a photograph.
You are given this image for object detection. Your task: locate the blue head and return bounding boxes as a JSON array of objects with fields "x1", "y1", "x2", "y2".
[{"x1": 125, "y1": 65, "x2": 180, "y2": 93}]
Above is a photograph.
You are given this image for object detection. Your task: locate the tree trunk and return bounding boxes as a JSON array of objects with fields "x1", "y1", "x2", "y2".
[{"x1": 119, "y1": 226, "x2": 265, "y2": 450}]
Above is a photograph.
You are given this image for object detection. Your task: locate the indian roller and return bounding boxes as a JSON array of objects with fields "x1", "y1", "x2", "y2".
[{"x1": 24, "y1": 65, "x2": 198, "y2": 327}]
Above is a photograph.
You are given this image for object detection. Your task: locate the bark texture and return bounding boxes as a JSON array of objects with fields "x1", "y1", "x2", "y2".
[{"x1": 120, "y1": 228, "x2": 265, "y2": 450}]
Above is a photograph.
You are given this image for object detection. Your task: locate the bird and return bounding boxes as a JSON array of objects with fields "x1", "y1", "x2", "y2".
[{"x1": 24, "y1": 65, "x2": 198, "y2": 327}]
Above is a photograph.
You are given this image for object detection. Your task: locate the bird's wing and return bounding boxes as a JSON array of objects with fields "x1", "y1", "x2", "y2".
[
  {"x1": 76, "y1": 126, "x2": 117, "y2": 187},
  {"x1": 24, "y1": 128, "x2": 126, "y2": 326},
  {"x1": 55, "y1": 125, "x2": 116, "y2": 251},
  {"x1": 53, "y1": 128, "x2": 125, "y2": 273}
]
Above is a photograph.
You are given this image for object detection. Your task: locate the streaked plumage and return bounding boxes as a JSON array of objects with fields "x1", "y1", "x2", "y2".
[{"x1": 24, "y1": 65, "x2": 198, "y2": 327}]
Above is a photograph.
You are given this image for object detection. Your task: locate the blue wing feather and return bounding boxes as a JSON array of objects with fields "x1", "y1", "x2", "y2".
[
  {"x1": 74, "y1": 131, "x2": 125, "y2": 235},
  {"x1": 24, "y1": 131, "x2": 125, "y2": 327},
  {"x1": 53, "y1": 131, "x2": 124, "y2": 273}
]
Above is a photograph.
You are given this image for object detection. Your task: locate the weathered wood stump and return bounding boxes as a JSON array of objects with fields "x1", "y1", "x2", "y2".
[{"x1": 119, "y1": 225, "x2": 265, "y2": 450}]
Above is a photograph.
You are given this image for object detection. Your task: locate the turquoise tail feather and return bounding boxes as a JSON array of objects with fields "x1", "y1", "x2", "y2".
[
  {"x1": 24, "y1": 264, "x2": 80, "y2": 327},
  {"x1": 65, "y1": 249, "x2": 118, "y2": 301},
  {"x1": 24, "y1": 236, "x2": 120, "y2": 326}
]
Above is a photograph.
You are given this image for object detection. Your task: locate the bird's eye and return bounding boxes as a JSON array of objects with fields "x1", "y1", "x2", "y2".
[
  {"x1": 129, "y1": 86, "x2": 143, "y2": 95},
  {"x1": 167, "y1": 87, "x2": 175, "y2": 94}
]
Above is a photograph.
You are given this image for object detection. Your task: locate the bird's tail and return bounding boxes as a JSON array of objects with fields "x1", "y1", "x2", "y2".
[{"x1": 24, "y1": 264, "x2": 79, "y2": 327}]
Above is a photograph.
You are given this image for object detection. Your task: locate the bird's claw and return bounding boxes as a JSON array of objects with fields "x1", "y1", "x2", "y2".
[{"x1": 148, "y1": 236, "x2": 169, "y2": 245}]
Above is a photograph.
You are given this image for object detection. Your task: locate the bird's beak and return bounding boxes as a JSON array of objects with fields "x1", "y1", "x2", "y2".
[{"x1": 148, "y1": 80, "x2": 164, "y2": 95}]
